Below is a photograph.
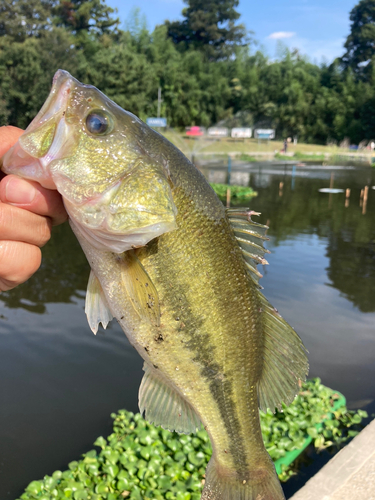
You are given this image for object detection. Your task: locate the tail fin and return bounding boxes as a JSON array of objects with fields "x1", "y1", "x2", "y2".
[{"x1": 201, "y1": 457, "x2": 285, "y2": 500}]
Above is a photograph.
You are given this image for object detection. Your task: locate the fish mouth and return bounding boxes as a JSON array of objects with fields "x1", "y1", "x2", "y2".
[
  {"x1": 34, "y1": 70, "x2": 76, "y2": 127},
  {"x1": 2, "y1": 70, "x2": 79, "y2": 189}
]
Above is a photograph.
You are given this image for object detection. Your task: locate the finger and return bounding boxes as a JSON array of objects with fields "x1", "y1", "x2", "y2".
[
  {"x1": 0, "y1": 175, "x2": 68, "y2": 226},
  {"x1": 0, "y1": 203, "x2": 52, "y2": 247},
  {"x1": 0, "y1": 241, "x2": 41, "y2": 292},
  {"x1": 0, "y1": 126, "x2": 23, "y2": 157}
]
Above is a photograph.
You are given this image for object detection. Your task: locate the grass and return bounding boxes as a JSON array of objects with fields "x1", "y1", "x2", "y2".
[
  {"x1": 275, "y1": 151, "x2": 326, "y2": 161},
  {"x1": 237, "y1": 153, "x2": 258, "y2": 162},
  {"x1": 17, "y1": 379, "x2": 368, "y2": 500},
  {"x1": 161, "y1": 131, "x2": 372, "y2": 158}
]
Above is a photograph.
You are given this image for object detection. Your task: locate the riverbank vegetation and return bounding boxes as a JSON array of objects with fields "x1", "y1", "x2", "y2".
[
  {"x1": 17, "y1": 379, "x2": 368, "y2": 500},
  {"x1": 275, "y1": 152, "x2": 326, "y2": 162},
  {"x1": 2, "y1": 0, "x2": 375, "y2": 146}
]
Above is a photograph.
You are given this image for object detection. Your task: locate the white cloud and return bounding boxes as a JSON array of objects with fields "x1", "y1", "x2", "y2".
[
  {"x1": 287, "y1": 36, "x2": 345, "y2": 63},
  {"x1": 264, "y1": 34, "x2": 346, "y2": 64},
  {"x1": 268, "y1": 31, "x2": 296, "y2": 40}
]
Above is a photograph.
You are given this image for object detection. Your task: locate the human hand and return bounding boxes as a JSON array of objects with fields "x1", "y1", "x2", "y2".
[{"x1": 0, "y1": 126, "x2": 68, "y2": 291}]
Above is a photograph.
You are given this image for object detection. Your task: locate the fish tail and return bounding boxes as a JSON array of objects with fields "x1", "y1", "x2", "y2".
[{"x1": 201, "y1": 456, "x2": 285, "y2": 500}]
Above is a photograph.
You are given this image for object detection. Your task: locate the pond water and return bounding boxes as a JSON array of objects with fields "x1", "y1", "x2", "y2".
[{"x1": 1, "y1": 163, "x2": 375, "y2": 499}]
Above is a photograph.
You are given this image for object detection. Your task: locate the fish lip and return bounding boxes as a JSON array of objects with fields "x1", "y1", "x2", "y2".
[
  {"x1": 35, "y1": 71, "x2": 76, "y2": 127},
  {"x1": 53, "y1": 69, "x2": 71, "y2": 86},
  {"x1": 2, "y1": 71, "x2": 78, "y2": 189}
]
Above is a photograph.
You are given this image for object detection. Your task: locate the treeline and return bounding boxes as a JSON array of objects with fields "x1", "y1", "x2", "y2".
[{"x1": 1, "y1": 0, "x2": 375, "y2": 144}]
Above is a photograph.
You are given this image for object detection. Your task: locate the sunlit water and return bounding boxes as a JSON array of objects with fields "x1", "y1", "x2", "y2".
[{"x1": 1, "y1": 163, "x2": 375, "y2": 498}]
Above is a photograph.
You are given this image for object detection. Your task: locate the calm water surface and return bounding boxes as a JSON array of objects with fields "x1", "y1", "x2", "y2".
[{"x1": 1, "y1": 164, "x2": 375, "y2": 499}]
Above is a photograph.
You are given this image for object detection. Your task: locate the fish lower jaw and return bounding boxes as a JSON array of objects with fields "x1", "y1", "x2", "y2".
[{"x1": 2, "y1": 143, "x2": 57, "y2": 190}]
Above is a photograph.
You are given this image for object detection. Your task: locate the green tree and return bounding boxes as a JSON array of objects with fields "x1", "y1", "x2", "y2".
[
  {"x1": 0, "y1": 27, "x2": 83, "y2": 128},
  {"x1": 0, "y1": 0, "x2": 54, "y2": 41},
  {"x1": 165, "y1": 0, "x2": 248, "y2": 60},
  {"x1": 342, "y1": 0, "x2": 375, "y2": 80},
  {"x1": 54, "y1": 0, "x2": 119, "y2": 34}
]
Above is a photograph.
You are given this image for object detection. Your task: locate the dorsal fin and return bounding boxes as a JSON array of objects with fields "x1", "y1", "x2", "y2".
[
  {"x1": 257, "y1": 292, "x2": 309, "y2": 413},
  {"x1": 227, "y1": 208, "x2": 309, "y2": 412},
  {"x1": 226, "y1": 208, "x2": 270, "y2": 286}
]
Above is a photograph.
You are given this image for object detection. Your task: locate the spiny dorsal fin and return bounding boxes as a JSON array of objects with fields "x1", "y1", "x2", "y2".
[
  {"x1": 85, "y1": 270, "x2": 114, "y2": 334},
  {"x1": 121, "y1": 251, "x2": 161, "y2": 327},
  {"x1": 139, "y1": 363, "x2": 201, "y2": 434},
  {"x1": 257, "y1": 292, "x2": 309, "y2": 413},
  {"x1": 226, "y1": 208, "x2": 270, "y2": 286}
]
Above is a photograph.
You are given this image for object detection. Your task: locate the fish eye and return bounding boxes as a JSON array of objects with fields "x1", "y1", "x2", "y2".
[{"x1": 85, "y1": 110, "x2": 112, "y2": 135}]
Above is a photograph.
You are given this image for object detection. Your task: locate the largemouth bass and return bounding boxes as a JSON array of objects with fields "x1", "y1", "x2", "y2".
[{"x1": 2, "y1": 70, "x2": 308, "y2": 500}]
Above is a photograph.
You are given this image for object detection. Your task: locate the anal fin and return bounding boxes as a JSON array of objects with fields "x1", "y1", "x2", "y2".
[
  {"x1": 85, "y1": 270, "x2": 114, "y2": 334},
  {"x1": 139, "y1": 363, "x2": 201, "y2": 434}
]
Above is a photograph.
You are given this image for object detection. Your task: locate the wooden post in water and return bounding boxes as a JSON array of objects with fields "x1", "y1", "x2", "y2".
[
  {"x1": 362, "y1": 186, "x2": 369, "y2": 215},
  {"x1": 279, "y1": 181, "x2": 284, "y2": 197},
  {"x1": 227, "y1": 155, "x2": 232, "y2": 185},
  {"x1": 226, "y1": 188, "x2": 231, "y2": 208},
  {"x1": 328, "y1": 171, "x2": 334, "y2": 208},
  {"x1": 345, "y1": 188, "x2": 350, "y2": 208},
  {"x1": 329, "y1": 171, "x2": 334, "y2": 189}
]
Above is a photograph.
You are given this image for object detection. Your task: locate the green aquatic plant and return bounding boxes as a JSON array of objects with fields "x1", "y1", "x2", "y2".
[
  {"x1": 17, "y1": 379, "x2": 368, "y2": 499},
  {"x1": 275, "y1": 152, "x2": 325, "y2": 161},
  {"x1": 238, "y1": 153, "x2": 258, "y2": 162},
  {"x1": 266, "y1": 378, "x2": 367, "y2": 481},
  {"x1": 209, "y1": 183, "x2": 257, "y2": 200}
]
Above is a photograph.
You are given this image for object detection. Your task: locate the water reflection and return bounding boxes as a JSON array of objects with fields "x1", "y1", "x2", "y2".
[
  {"x1": 244, "y1": 167, "x2": 375, "y2": 313},
  {"x1": 326, "y1": 232, "x2": 375, "y2": 312},
  {"x1": 1, "y1": 224, "x2": 90, "y2": 313}
]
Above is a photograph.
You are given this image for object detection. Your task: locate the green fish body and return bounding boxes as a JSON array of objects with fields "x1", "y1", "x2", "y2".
[{"x1": 2, "y1": 70, "x2": 308, "y2": 500}]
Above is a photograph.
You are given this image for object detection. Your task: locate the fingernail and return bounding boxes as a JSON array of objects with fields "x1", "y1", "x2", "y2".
[{"x1": 5, "y1": 177, "x2": 36, "y2": 204}]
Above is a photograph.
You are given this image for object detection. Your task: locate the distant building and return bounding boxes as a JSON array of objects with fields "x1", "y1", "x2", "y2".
[
  {"x1": 254, "y1": 129, "x2": 275, "y2": 140},
  {"x1": 231, "y1": 128, "x2": 252, "y2": 138},
  {"x1": 207, "y1": 127, "x2": 229, "y2": 138},
  {"x1": 146, "y1": 117, "x2": 167, "y2": 127}
]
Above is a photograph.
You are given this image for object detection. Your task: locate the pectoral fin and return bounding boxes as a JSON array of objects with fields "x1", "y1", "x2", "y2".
[
  {"x1": 85, "y1": 270, "x2": 114, "y2": 334},
  {"x1": 121, "y1": 251, "x2": 160, "y2": 327},
  {"x1": 139, "y1": 363, "x2": 201, "y2": 434}
]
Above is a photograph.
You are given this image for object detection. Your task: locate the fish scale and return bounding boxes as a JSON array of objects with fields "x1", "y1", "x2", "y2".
[{"x1": 135, "y1": 186, "x2": 268, "y2": 474}]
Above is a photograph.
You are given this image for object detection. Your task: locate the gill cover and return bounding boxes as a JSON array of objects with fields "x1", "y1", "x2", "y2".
[{"x1": 2, "y1": 70, "x2": 177, "y2": 253}]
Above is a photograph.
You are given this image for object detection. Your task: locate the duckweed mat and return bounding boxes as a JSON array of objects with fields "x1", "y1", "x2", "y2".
[{"x1": 18, "y1": 379, "x2": 368, "y2": 500}]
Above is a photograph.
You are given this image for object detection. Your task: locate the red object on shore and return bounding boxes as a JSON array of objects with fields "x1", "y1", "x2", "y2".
[{"x1": 186, "y1": 126, "x2": 205, "y2": 137}]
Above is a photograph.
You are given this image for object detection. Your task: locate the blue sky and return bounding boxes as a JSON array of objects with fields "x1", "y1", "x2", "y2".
[{"x1": 106, "y1": 0, "x2": 357, "y2": 63}]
